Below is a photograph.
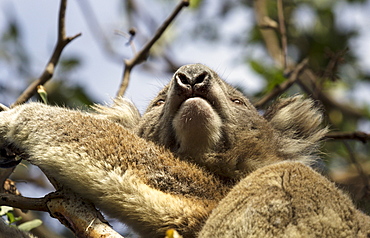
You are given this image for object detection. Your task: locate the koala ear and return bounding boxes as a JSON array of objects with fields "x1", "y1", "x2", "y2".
[
  {"x1": 264, "y1": 95, "x2": 327, "y2": 140},
  {"x1": 264, "y1": 96, "x2": 329, "y2": 163},
  {"x1": 92, "y1": 97, "x2": 141, "y2": 129}
]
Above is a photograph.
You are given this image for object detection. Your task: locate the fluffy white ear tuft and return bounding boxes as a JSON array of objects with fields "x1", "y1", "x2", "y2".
[
  {"x1": 264, "y1": 96, "x2": 329, "y2": 164},
  {"x1": 93, "y1": 97, "x2": 141, "y2": 129}
]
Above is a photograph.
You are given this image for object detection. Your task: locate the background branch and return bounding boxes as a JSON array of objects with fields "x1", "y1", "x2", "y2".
[
  {"x1": 325, "y1": 131, "x2": 370, "y2": 143},
  {"x1": 277, "y1": 0, "x2": 287, "y2": 71},
  {"x1": 253, "y1": 0, "x2": 364, "y2": 119},
  {"x1": 343, "y1": 141, "x2": 369, "y2": 190},
  {"x1": 10, "y1": 0, "x2": 81, "y2": 108},
  {"x1": 116, "y1": 0, "x2": 189, "y2": 98},
  {"x1": 254, "y1": 58, "x2": 308, "y2": 108}
]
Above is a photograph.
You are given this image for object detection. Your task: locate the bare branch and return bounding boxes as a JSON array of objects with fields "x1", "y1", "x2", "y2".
[
  {"x1": 325, "y1": 131, "x2": 370, "y2": 143},
  {"x1": 0, "y1": 192, "x2": 124, "y2": 238},
  {"x1": 253, "y1": 0, "x2": 364, "y2": 119},
  {"x1": 297, "y1": 70, "x2": 364, "y2": 118},
  {"x1": 254, "y1": 0, "x2": 284, "y2": 66},
  {"x1": 116, "y1": 0, "x2": 190, "y2": 98},
  {"x1": 277, "y1": 0, "x2": 288, "y2": 71},
  {"x1": 343, "y1": 141, "x2": 369, "y2": 191},
  {"x1": 46, "y1": 192, "x2": 124, "y2": 238},
  {"x1": 11, "y1": 0, "x2": 81, "y2": 107},
  {"x1": 0, "y1": 193, "x2": 49, "y2": 212},
  {"x1": 254, "y1": 58, "x2": 308, "y2": 108}
]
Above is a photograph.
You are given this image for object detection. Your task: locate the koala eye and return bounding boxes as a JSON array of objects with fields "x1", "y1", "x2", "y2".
[
  {"x1": 231, "y1": 98, "x2": 244, "y2": 105},
  {"x1": 155, "y1": 99, "x2": 165, "y2": 106}
]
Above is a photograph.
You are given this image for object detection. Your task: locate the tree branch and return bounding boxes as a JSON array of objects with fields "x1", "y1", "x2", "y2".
[
  {"x1": 116, "y1": 0, "x2": 190, "y2": 98},
  {"x1": 277, "y1": 0, "x2": 287, "y2": 71},
  {"x1": 297, "y1": 70, "x2": 364, "y2": 119},
  {"x1": 254, "y1": 58, "x2": 308, "y2": 108},
  {"x1": 253, "y1": 0, "x2": 364, "y2": 119},
  {"x1": 0, "y1": 193, "x2": 49, "y2": 212},
  {"x1": 11, "y1": 0, "x2": 81, "y2": 107},
  {"x1": 325, "y1": 131, "x2": 370, "y2": 143},
  {"x1": 254, "y1": 0, "x2": 283, "y2": 67},
  {"x1": 343, "y1": 141, "x2": 369, "y2": 191},
  {"x1": 0, "y1": 192, "x2": 124, "y2": 238}
]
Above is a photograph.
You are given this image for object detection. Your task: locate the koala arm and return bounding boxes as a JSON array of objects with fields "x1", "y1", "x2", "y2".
[
  {"x1": 0, "y1": 103, "x2": 225, "y2": 238},
  {"x1": 200, "y1": 162, "x2": 370, "y2": 238}
]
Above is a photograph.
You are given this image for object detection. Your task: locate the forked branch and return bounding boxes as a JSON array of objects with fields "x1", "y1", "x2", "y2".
[
  {"x1": 116, "y1": 0, "x2": 190, "y2": 98},
  {"x1": 254, "y1": 58, "x2": 308, "y2": 108},
  {"x1": 11, "y1": 0, "x2": 81, "y2": 107}
]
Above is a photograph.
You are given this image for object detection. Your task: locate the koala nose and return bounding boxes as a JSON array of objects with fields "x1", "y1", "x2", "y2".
[
  {"x1": 176, "y1": 71, "x2": 207, "y2": 87},
  {"x1": 175, "y1": 64, "x2": 211, "y2": 89}
]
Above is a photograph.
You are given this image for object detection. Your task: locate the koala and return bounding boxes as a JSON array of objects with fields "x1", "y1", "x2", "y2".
[{"x1": 1, "y1": 64, "x2": 367, "y2": 237}]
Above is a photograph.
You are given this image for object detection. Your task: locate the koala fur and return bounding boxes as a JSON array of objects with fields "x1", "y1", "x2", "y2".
[
  {"x1": 0, "y1": 64, "x2": 368, "y2": 237},
  {"x1": 199, "y1": 162, "x2": 370, "y2": 237}
]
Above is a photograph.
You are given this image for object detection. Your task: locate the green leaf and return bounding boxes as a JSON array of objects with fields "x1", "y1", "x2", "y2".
[{"x1": 6, "y1": 211, "x2": 16, "y2": 223}]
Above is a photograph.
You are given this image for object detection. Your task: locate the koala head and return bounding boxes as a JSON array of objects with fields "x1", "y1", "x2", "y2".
[
  {"x1": 134, "y1": 64, "x2": 328, "y2": 179},
  {"x1": 136, "y1": 64, "x2": 263, "y2": 157}
]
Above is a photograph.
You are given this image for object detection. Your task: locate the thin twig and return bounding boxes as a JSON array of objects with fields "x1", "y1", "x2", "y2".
[
  {"x1": 254, "y1": 0, "x2": 364, "y2": 119},
  {"x1": 297, "y1": 70, "x2": 364, "y2": 118},
  {"x1": 277, "y1": 0, "x2": 287, "y2": 71},
  {"x1": 254, "y1": 0, "x2": 283, "y2": 66},
  {"x1": 116, "y1": 0, "x2": 190, "y2": 98},
  {"x1": 325, "y1": 131, "x2": 370, "y2": 143},
  {"x1": 254, "y1": 58, "x2": 308, "y2": 108},
  {"x1": 11, "y1": 0, "x2": 81, "y2": 107},
  {"x1": 342, "y1": 141, "x2": 369, "y2": 190}
]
